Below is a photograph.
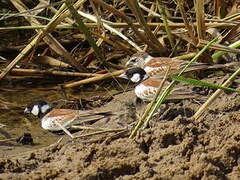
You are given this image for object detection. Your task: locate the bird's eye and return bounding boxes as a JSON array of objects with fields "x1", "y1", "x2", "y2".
[{"x1": 131, "y1": 58, "x2": 136, "y2": 62}]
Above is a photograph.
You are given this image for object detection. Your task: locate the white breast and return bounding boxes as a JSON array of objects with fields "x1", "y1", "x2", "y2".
[
  {"x1": 41, "y1": 116, "x2": 73, "y2": 131},
  {"x1": 135, "y1": 83, "x2": 157, "y2": 101}
]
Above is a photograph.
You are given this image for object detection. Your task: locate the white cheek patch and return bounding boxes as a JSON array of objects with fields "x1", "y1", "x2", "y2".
[
  {"x1": 131, "y1": 73, "x2": 141, "y2": 83},
  {"x1": 31, "y1": 105, "x2": 39, "y2": 116},
  {"x1": 41, "y1": 104, "x2": 51, "y2": 114}
]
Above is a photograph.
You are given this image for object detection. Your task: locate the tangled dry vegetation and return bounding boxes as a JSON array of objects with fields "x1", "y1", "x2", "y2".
[{"x1": 1, "y1": 0, "x2": 239, "y2": 79}]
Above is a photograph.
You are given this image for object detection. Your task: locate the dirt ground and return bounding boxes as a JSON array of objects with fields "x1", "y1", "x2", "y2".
[{"x1": 1, "y1": 75, "x2": 240, "y2": 180}]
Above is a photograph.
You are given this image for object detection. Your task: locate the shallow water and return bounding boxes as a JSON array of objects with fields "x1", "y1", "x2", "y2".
[
  {"x1": 0, "y1": 76, "x2": 123, "y2": 157},
  {"x1": 0, "y1": 81, "x2": 64, "y2": 157}
]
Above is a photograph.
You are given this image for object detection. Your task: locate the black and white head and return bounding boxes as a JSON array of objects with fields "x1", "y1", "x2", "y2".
[
  {"x1": 126, "y1": 52, "x2": 152, "y2": 67},
  {"x1": 119, "y1": 67, "x2": 149, "y2": 83},
  {"x1": 24, "y1": 100, "x2": 52, "y2": 118}
]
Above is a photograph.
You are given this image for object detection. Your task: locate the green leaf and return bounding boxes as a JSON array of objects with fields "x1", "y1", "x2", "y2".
[{"x1": 171, "y1": 75, "x2": 240, "y2": 93}]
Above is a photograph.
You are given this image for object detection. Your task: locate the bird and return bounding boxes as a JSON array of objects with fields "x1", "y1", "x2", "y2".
[
  {"x1": 119, "y1": 67, "x2": 202, "y2": 101},
  {"x1": 24, "y1": 100, "x2": 112, "y2": 131},
  {"x1": 126, "y1": 52, "x2": 217, "y2": 77}
]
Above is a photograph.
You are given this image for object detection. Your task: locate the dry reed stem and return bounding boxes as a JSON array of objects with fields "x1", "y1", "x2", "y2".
[
  {"x1": 125, "y1": 0, "x2": 166, "y2": 53},
  {"x1": 143, "y1": 68, "x2": 170, "y2": 129},
  {"x1": 55, "y1": 121, "x2": 74, "y2": 139},
  {"x1": 139, "y1": 2, "x2": 171, "y2": 22},
  {"x1": 5, "y1": 68, "x2": 101, "y2": 77},
  {"x1": 146, "y1": 2, "x2": 158, "y2": 23},
  {"x1": 0, "y1": 1, "x2": 86, "y2": 79},
  {"x1": 198, "y1": 39, "x2": 240, "y2": 53},
  {"x1": 172, "y1": 53, "x2": 197, "y2": 60},
  {"x1": 10, "y1": 0, "x2": 86, "y2": 72},
  {"x1": 0, "y1": 138, "x2": 16, "y2": 143},
  {"x1": 90, "y1": 32, "x2": 132, "y2": 53},
  {"x1": 71, "y1": 126, "x2": 121, "y2": 131},
  {"x1": 193, "y1": 67, "x2": 240, "y2": 120},
  {"x1": 77, "y1": 10, "x2": 142, "y2": 51},
  {"x1": 194, "y1": 0, "x2": 206, "y2": 40},
  {"x1": 92, "y1": 0, "x2": 147, "y2": 52},
  {"x1": 157, "y1": 1, "x2": 174, "y2": 49},
  {"x1": 176, "y1": 0, "x2": 198, "y2": 45},
  {"x1": 1, "y1": 22, "x2": 237, "y2": 31},
  {"x1": 39, "y1": 0, "x2": 74, "y2": 24},
  {"x1": 63, "y1": 69, "x2": 125, "y2": 88},
  {"x1": 66, "y1": 0, "x2": 107, "y2": 66},
  {"x1": 73, "y1": 128, "x2": 126, "y2": 139},
  {"x1": 129, "y1": 68, "x2": 170, "y2": 138}
]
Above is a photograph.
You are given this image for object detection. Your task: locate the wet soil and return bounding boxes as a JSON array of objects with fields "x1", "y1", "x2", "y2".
[{"x1": 1, "y1": 75, "x2": 240, "y2": 179}]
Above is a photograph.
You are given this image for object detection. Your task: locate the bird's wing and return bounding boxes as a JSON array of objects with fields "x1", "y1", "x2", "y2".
[
  {"x1": 46, "y1": 109, "x2": 113, "y2": 125},
  {"x1": 71, "y1": 110, "x2": 113, "y2": 125}
]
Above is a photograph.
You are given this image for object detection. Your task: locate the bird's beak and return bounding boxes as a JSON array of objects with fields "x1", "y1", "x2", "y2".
[
  {"x1": 125, "y1": 61, "x2": 134, "y2": 67},
  {"x1": 24, "y1": 108, "x2": 30, "y2": 113},
  {"x1": 143, "y1": 74, "x2": 149, "y2": 81},
  {"x1": 118, "y1": 73, "x2": 128, "y2": 79},
  {"x1": 125, "y1": 61, "x2": 131, "y2": 66}
]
